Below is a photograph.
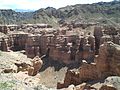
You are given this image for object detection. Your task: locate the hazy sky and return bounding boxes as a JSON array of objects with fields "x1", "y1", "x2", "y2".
[{"x1": 0, "y1": 0, "x2": 112, "y2": 10}]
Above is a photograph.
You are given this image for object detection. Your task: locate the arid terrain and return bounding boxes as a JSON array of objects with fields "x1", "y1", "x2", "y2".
[{"x1": 0, "y1": 1, "x2": 120, "y2": 90}]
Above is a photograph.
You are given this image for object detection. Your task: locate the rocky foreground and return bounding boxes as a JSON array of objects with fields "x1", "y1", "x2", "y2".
[
  {"x1": 0, "y1": 22, "x2": 120, "y2": 90},
  {"x1": 0, "y1": 42, "x2": 120, "y2": 90},
  {"x1": 0, "y1": 51, "x2": 57, "y2": 90}
]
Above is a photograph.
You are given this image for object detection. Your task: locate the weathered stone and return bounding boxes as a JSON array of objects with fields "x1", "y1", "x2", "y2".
[
  {"x1": 94, "y1": 26, "x2": 103, "y2": 54},
  {"x1": 58, "y1": 42, "x2": 120, "y2": 89},
  {"x1": 11, "y1": 33, "x2": 28, "y2": 51},
  {"x1": 15, "y1": 62, "x2": 30, "y2": 72},
  {"x1": 28, "y1": 66, "x2": 34, "y2": 76},
  {"x1": 96, "y1": 42, "x2": 120, "y2": 78},
  {"x1": 31, "y1": 56, "x2": 43, "y2": 76},
  {"x1": 0, "y1": 25, "x2": 9, "y2": 34},
  {"x1": 2, "y1": 68, "x2": 16, "y2": 73},
  {"x1": 0, "y1": 38, "x2": 8, "y2": 51},
  {"x1": 15, "y1": 56, "x2": 43, "y2": 76},
  {"x1": 25, "y1": 35, "x2": 41, "y2": 58},
  {"x1": 79, "y1": 63, "x2": 98, "y2": 81},
  {"x1": 100, "y1": 85, "x2": 117, "y2": 90},
  {"x1": 87, "y1": 34, "x2": 95, "y2": 51}
]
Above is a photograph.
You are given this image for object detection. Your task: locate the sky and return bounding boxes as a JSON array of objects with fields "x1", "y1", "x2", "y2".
[{"x1": 0, "y1": 0, "x2": 112, "y2": 10}]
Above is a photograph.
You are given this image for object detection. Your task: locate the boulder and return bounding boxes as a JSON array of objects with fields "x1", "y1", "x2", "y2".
[
  {"x1": 15, "y1": 62, "x2": 31, "y2": 72},
  {"x1": 28, "y1": 66, "x2": 34, "y2": 76},
  {"x1": 31, "y1": 56, "x2": 43, "y2": 76},
  {"x1": 2, "y1": 68, "x2": 16, "y2": 73},
  {"x1": 15, "y1": 56, "x2": 43, "y2": 76}
]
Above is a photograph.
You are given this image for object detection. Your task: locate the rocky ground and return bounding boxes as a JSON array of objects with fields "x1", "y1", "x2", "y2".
[
  {"x1": 0, "y1": 51, "x2": 67, "y2": 90},
  {"x1": 0, "y1": 49, "x2": 120, "y2": 90},
  {"x1": 39, "y1": 67, "x2": 67, "y2": 88}
]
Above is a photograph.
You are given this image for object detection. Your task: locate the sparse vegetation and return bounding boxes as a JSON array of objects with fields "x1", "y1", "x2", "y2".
[{"x1": 0, "y1": 81, "x2": 14, "y2": 90}]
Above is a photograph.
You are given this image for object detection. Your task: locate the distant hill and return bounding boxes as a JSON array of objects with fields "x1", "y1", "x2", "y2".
[{"x1": 0, "y1": 1, "x2": 120, "y2": 27}]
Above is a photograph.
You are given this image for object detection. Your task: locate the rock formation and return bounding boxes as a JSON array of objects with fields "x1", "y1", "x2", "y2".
[
  {"x1": 94, "y1": 26, "x2": 103, "y2": 54},
  {"x1": 100, "y1": 85, "x2": 117, "y2": 90},
  {"x1": 15, "y1": 56, "x2": 43, "y2": 76},
  {"x1": 0, "y1": 25, "x2": 9, "y2": 34},
  {"x1": 25, "y1": 35, "x2": 41, "y2": 58},
  {"x1": 0, "y1": 24, "x2": 119, "y2": 66},
  {"x1": 29, "y1": 56, "x2": 43, "y2": 76},
  {"x1": 0, "y1": 38, "x2": 9, "y2": 51},
  {"x1": 11, "y1": 33, "x2": 28, "y2": 51},
  {"x1": 15, "y1": 62, "x2": 31, "y2": 72},
  {"x1": 57, "y1": 42, "x2": 120, "y2": 89}
]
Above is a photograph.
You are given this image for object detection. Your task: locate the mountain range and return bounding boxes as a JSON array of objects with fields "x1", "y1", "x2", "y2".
[{"x1": 0, "y1": 0, "x2": 120, "y2": 27}]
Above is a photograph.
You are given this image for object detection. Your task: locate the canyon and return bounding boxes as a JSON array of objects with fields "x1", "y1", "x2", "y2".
[{"x1": 0, "y1": 1, "x2": 120, "y2": 90}]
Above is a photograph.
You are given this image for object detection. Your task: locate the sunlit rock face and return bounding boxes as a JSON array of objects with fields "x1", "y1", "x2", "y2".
[{"x1": 57, "y1": 42, "x2": 120, "y2": 89}]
